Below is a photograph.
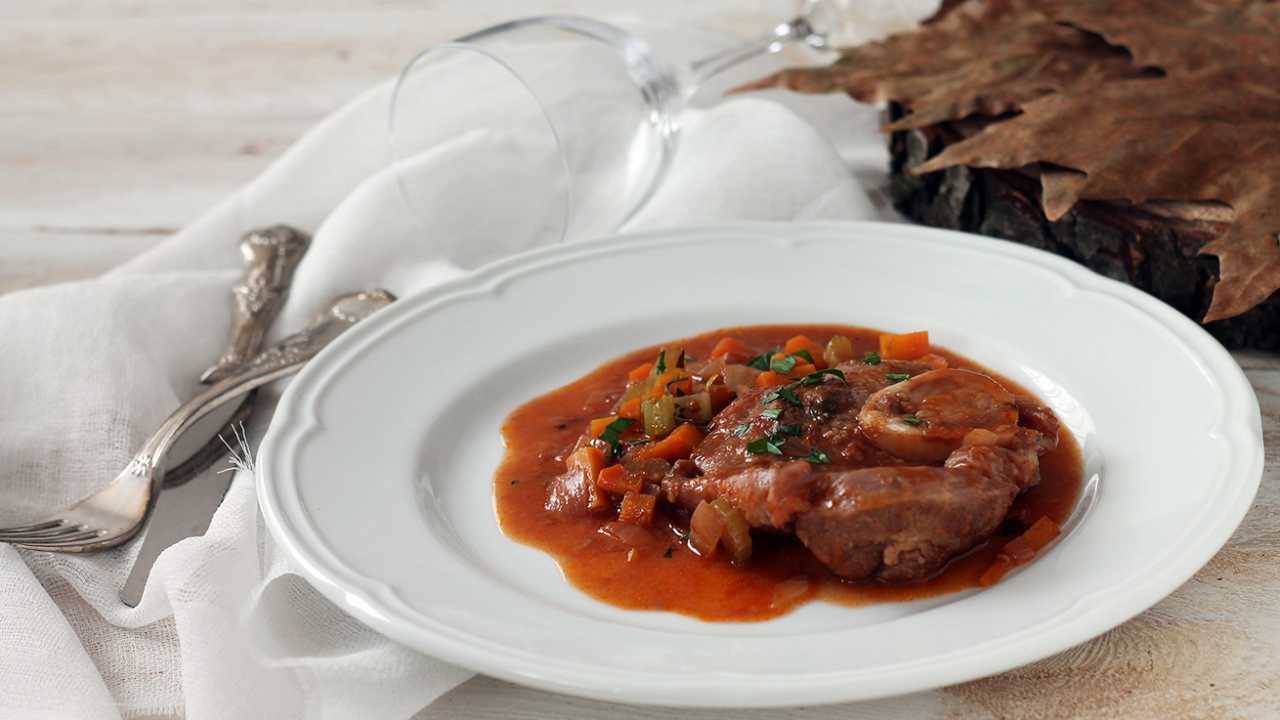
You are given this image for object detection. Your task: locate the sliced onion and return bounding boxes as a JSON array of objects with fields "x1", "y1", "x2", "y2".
[
  {"x1": 721, "y1": 364, "x2": 762, "y2": 390},
  {"x1": 673, "y1": 391, "x2": 713, "y2": 424},
  {"x1": 688, "y1": 500, "x2": 725, "y2": 557},
  {"x1": 824, "y1": 335, "x2": 855, "y2": 367},
  {"x1": 689, "y1": 356, "x2": 726, "y2": 384},
  {"x1": 770, "y1": 576, "x2": 813, "y2": 609},
  {"x1": 598, "y1": 521, "x2": 655, "y2": 549},
  {"x1": 711, "y1": 497, "x2": 752, "y2": 564}
]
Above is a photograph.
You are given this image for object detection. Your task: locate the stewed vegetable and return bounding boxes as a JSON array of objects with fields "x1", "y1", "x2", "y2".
[{"x1": 571, "y1": 330, "x2": 946, "y2": 570}]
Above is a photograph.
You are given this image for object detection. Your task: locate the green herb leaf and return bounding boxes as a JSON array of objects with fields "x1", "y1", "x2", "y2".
[
  {"x1": 746, "y1": 437, "x2": 784, "y2": 455},
  {"x1": 663, "y1": 547, "x2": 674, "y2": 558},
  {"x1": 761, "y1": 408, "x2": 783, "y2": 420},
  {"x1": 902, "y1": 415, "x2": 924, "y2": 426},
  {"x1": 799, "y1": 368, "x2": 846, "y2": 386},
  {"x1": 762, "y1": 386, "x2": 803, "y2": 406},
  {"x1": 863, "y1": 351, "x2": 881, "y2": 366},
  {"x1": 599, "y1": 417, "x2": 636, "y2": 459},
  {"x1": 746, "y1": 350, "x2": 773, "y2": 371},
  {"x1": 777, "y1": 423, "x2": 804, "y2": 437},
  {"x1": 655, "y1": 349, "x2": 667, "y2": 373},
  {"x1": 885, "y1": 372, "x2": 912, "y2": 382},
  {"x1": 732, "y1": 423, "x2": 752, "y2": 437},
  {"x1": 805, "y1": 448, "x2": 831, "y2": 464},
  {"x1": 791, "y1": 349, "x2": 814, "y2": 363},
  {"x1": 770, "y1": 354, "x2": 798, "y2": 373}
]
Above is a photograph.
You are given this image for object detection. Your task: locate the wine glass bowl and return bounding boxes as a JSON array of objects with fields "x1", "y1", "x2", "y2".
[
  {"x1": 387, "y1": 4, "x2": 835, "y2": 261},
  {"x1": 388, "y1": 16, "x2": 679, "y2": 263}
]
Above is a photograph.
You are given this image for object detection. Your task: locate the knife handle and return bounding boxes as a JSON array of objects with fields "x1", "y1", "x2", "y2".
[{"x1": 199, "y1": 225, "x2": 310, "y2": 385}]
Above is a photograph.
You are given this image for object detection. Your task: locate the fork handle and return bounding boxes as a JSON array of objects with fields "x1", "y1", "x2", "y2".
[{"x1": 136, "y1": 290, "x2": 396, "y2": 480}]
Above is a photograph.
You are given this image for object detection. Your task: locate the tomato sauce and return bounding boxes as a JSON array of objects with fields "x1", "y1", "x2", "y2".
[{"x1": 494, "y1": 325, "x2": 1083, "y2": 622}]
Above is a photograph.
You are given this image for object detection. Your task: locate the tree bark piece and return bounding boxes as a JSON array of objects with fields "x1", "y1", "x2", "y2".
[{"x1": 887, "y1": 104, "x2": 1280, "y2": 350}]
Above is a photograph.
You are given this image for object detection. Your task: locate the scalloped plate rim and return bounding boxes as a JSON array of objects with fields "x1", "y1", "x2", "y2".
[{"x1": 257, "y1": 220, "x2": 1262, "y2": 707}]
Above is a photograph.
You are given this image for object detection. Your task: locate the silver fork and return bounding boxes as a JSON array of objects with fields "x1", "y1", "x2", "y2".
[
  {"x1": 163, "y1": 224, "x2": 309, "y2": 490},
  {"x1": 0, "y1": 289, "x2": 395, "y2": 552}
]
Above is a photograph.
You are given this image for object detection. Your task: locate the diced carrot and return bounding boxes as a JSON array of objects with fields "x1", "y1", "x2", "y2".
[
  {"x1": 649, "y1": 369, "x2": 692, "y2": 400},
  {"x1": 617, "y1": 492, "x2": 657, "y2": 527},
  {"x1": 917, "y1": 352, "x2": 949, "y2": 370},
  {"x1": 589, "y1": 416, "x2": 620, "y2": 437},
  {"x1": 566, "y1": 446, "x2": 609, "y2": 511},
  {"x1": 1004, "y1": 516, "x2": 1060, "y2": 560},
  {"x1": 709, "y1": 337, "x2": 752, "y2": 362},
  {"x1": 630, "y1": 423, "x2": 704, "y2": 461},
  {"x1": 627, "y1": 362, "x2": 654, "y2": 382},
  {"x1": 708, "y1": 384, "x2": 735, "y2": 411},
  {"x1": 618, "y1": 398, "x2": 643, "y2": 420},
  {"x1": 978, "y1": 516, "x2": 1060, "y2": 586},
  {"x1": 978, "y1": 557, "x2": 1015, "y2": 587},
  {"x1": 783, "y1": 335, "x2": 826, "y2": 367},
  {"x1": 597, "y1": 464, "x2": 643, "y2": 495},
  {"x1": 567, "y1": 445, "x2": 606, "y2": 475},
  {"x1": 788, "y1": 362, "x2": 817, "y2": 378},
  {"x1": 879, "y1": 331, "x2": 930, "y2": 360},
  {"x1": 755, "y1": 371, "x2": 790, "y2": 388}
]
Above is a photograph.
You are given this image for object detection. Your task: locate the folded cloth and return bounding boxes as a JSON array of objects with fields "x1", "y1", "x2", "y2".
[{"x1": 0, "y1": 8, "x2": 938, "y2": 719}]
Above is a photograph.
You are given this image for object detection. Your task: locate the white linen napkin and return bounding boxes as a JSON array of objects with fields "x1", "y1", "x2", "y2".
[{"x1": 0, "y1": 8, "x2": 938, "y2": 719}]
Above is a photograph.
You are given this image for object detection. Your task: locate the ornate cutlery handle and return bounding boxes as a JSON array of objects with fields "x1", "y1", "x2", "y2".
[
  {"x1": 141, "y1": 290, "x2": 396, "y2": 477},
  {"x1": 200, "y1": 225, "x2": 310, "y2": 384}
]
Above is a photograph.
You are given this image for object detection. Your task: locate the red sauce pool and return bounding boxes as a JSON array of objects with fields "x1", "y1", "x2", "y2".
[{"x1": 494, "y1": 324, "x2": 1083, "y2": 622}]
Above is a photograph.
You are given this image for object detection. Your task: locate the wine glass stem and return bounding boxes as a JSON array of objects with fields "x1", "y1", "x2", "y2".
[{"x1": 685, "y1": 13, "x2": 825, "y2": 94}]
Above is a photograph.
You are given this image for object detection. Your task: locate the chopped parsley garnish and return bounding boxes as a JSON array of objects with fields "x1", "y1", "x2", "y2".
[
  {"x1": 599, "y1": 417, "x2": 635, "y2": 459},
  {"x1": 885, "y1": 372, "x2": 912, "y2": 382},
  {"x1": 777, "y1": 423, "x2": 803, "y2": 437},
  {"x1": 863, "y1": 351, "x2": 881, "y2": 365},
  {"x1": 798, "y1": 368, "x2": 846, "y2": 386},
  {"x1": 760, "y1": 408, "x2": 783, "y2": 420},
  {"x1": 732, "y1": 423, "x2": 752, "y2": 437},
  {"x1": 791, "y1": 349, "x2": 814, "y2": 364},
  {"x1": 762, "y1": 385, "x2": 803, "y2": 406},
  {"x1": 805, "y1": 448, "x2": 831, "y2": 464},
  {"x1": 902, "y1": 414, "x2": 924, "y2": 426},
  {"x1": 746, "y1": 437, "x2": 784, "y2": 455},
  {"x1": 655, "y1": 350, "x2": 667, "y2": 373},
  {"x1": 746, "y1": 347, "x2": 778, "y2": 371},
  {"x1": 663, "y1": 547, "x2": 674, "y2": 558},
  {"x1": 770, "y1": 354, "x2": 798, "y2": 373}
]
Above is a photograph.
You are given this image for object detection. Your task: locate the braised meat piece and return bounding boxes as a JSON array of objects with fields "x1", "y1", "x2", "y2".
[{"x1": 663, "y1": 366, "x2": 1059, "y2": 582}]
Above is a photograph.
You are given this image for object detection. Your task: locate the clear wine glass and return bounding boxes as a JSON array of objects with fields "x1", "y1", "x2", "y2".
[{"x1": 387, "y1": 3, "x2": 835, "y2": 267}]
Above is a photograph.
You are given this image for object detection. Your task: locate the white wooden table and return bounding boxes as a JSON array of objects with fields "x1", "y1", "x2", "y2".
[{"x1": 3, "y1": 2, "x2": 1276, "y2": 717}]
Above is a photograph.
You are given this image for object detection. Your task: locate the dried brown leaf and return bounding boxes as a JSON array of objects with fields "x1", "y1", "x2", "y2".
[
  {"x1": 1048, "y1": 0, "x2": 1280, "y2": 75},
  {"x1": 914, "y1": 69, "x2": 1280, "y2": 321},
  {"x1": 733, "y1": 0, "x2": 1145, "y2": 129}
]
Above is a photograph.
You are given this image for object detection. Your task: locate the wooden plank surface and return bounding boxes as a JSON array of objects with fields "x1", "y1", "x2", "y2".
[{"x1": 2, "y1": 2, "x2": 1276, "y2": 718}]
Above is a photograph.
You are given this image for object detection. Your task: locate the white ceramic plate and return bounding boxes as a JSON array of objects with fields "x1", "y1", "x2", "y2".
[{"x1": 258, "y1": 222, "x2": 1262, "y2": 707}]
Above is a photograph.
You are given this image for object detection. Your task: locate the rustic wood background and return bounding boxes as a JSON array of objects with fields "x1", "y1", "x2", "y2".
[{"x1": 2, "y1": 2, "x2": 1276, "y2": 718}]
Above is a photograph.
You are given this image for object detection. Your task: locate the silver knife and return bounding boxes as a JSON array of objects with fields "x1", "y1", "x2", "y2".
[{"x1": 120, "y1": 226, "x2": 309, "y2": 606}]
